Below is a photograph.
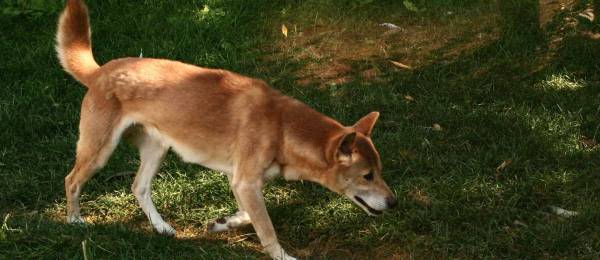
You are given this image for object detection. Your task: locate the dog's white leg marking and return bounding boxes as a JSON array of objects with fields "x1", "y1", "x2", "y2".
[{"x1": 131, "y1": 130, "x2": 174, "y2": 236}]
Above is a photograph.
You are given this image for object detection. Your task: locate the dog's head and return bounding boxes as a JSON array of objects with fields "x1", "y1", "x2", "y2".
[{"x1": 321, "y1": 112, "x2": 397, "y2": 216}]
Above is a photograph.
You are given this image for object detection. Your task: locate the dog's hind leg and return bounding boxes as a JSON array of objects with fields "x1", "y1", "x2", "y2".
[
  {"x1": 65, "y1": 95, "x2": 128, "y2": 224},
  {"x1": 130, "y1": 128, "x2": 174, "y2": 236},
  {"x1": 207, "y1": 173, "x2": 251, "y2": 233}
]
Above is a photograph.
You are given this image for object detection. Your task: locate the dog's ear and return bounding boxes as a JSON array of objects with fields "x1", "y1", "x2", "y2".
[
  {"x1": 326, "y1": 131, "x2": 356, "y2": 166},
  {"x1": 353, "y1": 112, "x2": 379, "y2": 137},
  {"x1": 338, "y1": 132, "x2": 356, "y2": 155}
]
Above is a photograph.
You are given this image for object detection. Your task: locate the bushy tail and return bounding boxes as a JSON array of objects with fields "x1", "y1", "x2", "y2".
[{"x1": 55, "y1": 0, "x2": 99, "y2": 86}]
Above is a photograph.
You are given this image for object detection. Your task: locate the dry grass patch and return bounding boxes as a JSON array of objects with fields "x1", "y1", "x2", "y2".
[{"x1": 408, "y1": 188, "x2": 432, "y2": 208}]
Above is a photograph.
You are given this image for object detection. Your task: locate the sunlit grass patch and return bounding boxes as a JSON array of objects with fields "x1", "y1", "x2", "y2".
[
  {"x1": 193, "y1": 3, "x2": 226, "y2": 24},
  {"x1": 538, "y1": 72, "x2": 587, "y2": 90}
]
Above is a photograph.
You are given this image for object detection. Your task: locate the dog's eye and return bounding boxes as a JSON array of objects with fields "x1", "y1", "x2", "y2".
[{"x1": 363, "y1": 172, "x2": 374, "y2": 181}]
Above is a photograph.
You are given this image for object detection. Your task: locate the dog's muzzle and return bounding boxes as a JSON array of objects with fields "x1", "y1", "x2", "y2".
[
  {"x1": 352, "y1": 195, "x2": 397, "y2": 216},
  {"x1": 354, "y1": 196, "x2": 383, "y2": 215}
]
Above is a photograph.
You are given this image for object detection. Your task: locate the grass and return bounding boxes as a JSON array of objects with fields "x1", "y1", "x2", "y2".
[{"x1": 1, "y1": 0, "x2": 600, "y2": 258}]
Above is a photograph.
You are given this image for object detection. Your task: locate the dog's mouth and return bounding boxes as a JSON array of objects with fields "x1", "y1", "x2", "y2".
[{"x1": 354, "y1": 196, "x2": 383, "y2": 216}]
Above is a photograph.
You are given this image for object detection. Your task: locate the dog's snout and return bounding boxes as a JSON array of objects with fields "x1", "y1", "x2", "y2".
[{"x1": 386, "y1": 196, "x2": 398, "y2": 208}]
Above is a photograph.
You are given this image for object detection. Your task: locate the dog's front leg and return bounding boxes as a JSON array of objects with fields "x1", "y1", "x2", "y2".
[{"x1": 231, "y1": 176, "x2": 296, "y2": 260}]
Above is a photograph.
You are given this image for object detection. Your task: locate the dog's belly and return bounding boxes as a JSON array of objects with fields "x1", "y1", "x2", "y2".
[
  {"x1": 143, "y1": 124, "x2": 233, "y2": 174},
  {"x1": 139, "y1": 120, "x2": 281, "y2": 179},
  {"x1": 170, "y1": 141, "x2": 233, "y2": 173}
]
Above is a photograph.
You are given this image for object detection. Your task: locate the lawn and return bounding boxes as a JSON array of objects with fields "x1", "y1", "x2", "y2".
[{"x1": 1, "y1": 0, "x2": 599, "y2": 259}]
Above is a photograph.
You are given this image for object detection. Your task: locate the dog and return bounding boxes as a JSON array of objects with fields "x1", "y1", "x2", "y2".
[{"x1": 56, "y1": 1, "x2": 397, "y2": 259}]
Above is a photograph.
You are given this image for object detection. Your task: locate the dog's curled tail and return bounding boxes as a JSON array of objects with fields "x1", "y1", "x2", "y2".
[{"x1": 56, "y1": 0, "x2": 99, "y2": 86}]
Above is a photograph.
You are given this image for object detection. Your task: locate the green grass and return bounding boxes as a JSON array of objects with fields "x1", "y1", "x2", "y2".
[{"x1": 1, "y1": 0, "x2": 600, "y2": 258}]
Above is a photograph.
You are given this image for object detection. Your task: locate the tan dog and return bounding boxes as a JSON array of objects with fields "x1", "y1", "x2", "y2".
[{"x1": 56, "y1": 1, "x2": 396, "y2": 259}]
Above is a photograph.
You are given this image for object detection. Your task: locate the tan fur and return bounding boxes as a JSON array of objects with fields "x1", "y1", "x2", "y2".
[
  {"x1": 56, "y1": 1, "x2": 396, "y2": 259},
  {"x1": 56, "y1": 0, "x2": 99, "y2": 85}
]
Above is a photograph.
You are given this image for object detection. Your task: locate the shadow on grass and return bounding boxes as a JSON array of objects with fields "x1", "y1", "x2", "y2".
[{"x1": 0, "y1": 214, "x2": 261, "y2": 259}]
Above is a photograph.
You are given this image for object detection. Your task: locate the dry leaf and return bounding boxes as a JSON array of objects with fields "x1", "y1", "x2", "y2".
[
  {"x1": 580, "y1": 136, "x2": 597, "y2": 149},
  {"x1": 495, "y1": 159, "x2": 512, "y2": 173},
  {"x1": 432, "y1": 123, "x2": 442, "y2": 131},
  {"x1": 549, "y1": 206, "x2": 579, "y2": 217},
  {"x1": 25, "y1": 210, "x2": 38, "y2": 216},
  {"x1": 408, "y1": 189, "x2": 431, "y2": 208},
  {"x1": 281, "y1": 24, "x2": 288, "y2": 38},
  {"x1": 379, "y1": 23, "x2": 401, "y2": 30},
  {"x1": 578, "y1": 7, "x2": 595, "y2": 22},
  {"x1": 404, "y1": 95, "x2": 414, "y2": 102},
  {"x1": 513, "y1": 220, "x2": 528, "y2": 228},
  {"x1": 361, "y1": 68, "x2": 379, "y2": 79},
  {"x1": 390, "y1": 60, "x2": 412, "y2": 70},
  {"x1": 495, "y1": 159, "x2": 512, "y2": 179}
]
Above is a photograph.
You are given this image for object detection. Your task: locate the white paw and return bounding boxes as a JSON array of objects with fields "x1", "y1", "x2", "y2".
[
  {"x1": 272, "y1": 252, "x2": 296, "y2": 260},
  {"x1": 281, "y1": 254, "x2": 297, "y2": 260},
  {"x1": 67, "y1": 215, "x2": 85, "y2": 224},
  {"x1": 154, "y1": 223, "x2": 176, "y2": 236},
  {"x1": 207, "y1": 217, "x2": 229, "y2": 233},
  {"x1": 265, "y1": 243, "x2": 296, "y2": 260}
]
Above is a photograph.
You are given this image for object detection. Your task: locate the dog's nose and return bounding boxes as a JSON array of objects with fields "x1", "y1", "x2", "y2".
[{"x1": 386, "y1": 196, "x2": 398, "y2": 208}]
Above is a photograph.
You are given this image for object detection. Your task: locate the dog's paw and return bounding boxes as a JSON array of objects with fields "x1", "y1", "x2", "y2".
[
  {"x1": 207, "y1": 217, "x2": 229, "y2": 233},
  {"x1": 274, "y1": 252, "x2": 296, "y2": 260},
  {"x1": 280, "y1": 254, "x2": 297, "y2": 260},
  {"x1": 265, "y1": 243, "x2": 296, "y2": 260},
  {"x1": 67, "y1": 215, "x2": 85, "y2": 224},
  {"x1": 207, "y1": 211, "x2": 251, "y2": 233},
  {"x1": 154, "y1": 223, "x2": 176, "y2": 236}
]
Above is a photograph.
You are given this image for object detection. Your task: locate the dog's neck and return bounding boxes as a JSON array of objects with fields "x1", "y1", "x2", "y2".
[{"x1": 274, "y1": 94, "x2": 345, "y2": 183}]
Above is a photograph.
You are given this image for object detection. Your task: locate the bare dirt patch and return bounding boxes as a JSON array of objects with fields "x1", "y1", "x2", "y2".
[{"x1": 272, "y1": 7, "x2": 501, "y2": 87}]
